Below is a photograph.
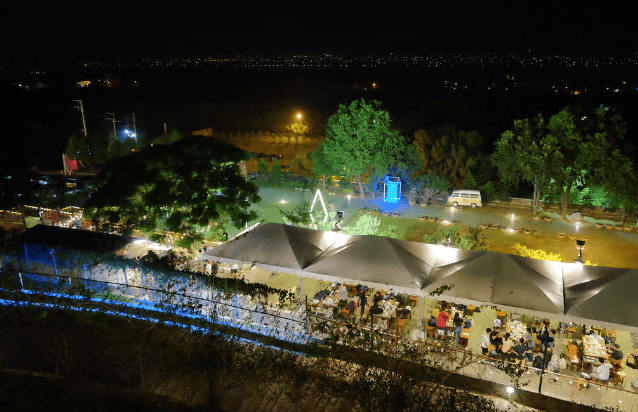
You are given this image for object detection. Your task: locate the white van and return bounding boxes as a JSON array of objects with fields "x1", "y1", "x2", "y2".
[{"x1": 448, "y1": 189, "x2": 482, "y2": 208}]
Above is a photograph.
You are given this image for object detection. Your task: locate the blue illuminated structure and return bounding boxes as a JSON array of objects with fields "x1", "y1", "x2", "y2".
[{"x1": 383, "y1": 176, "x2": 401, "y2": 203}]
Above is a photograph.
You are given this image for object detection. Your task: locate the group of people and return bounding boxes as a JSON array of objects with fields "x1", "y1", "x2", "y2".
[
  {"x1": 432, "y1": 308, "x2": 473, "y2": 344},
  {"x1": 479, "y1": 319, "x2": 558, "y2": 368}
]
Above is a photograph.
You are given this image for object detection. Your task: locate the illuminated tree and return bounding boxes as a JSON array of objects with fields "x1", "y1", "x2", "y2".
[
  {"x1": 286, "y1": 121, "x2": 310, "y2": 135},
  {"x1": 494, "y1": 107, "x2": 629, "y2": 219},
  {"x1": 313, "y1": 99, "x2": 406, "y2": 197},
  {"x1": 85, "y1": 136, "x2": 260, "y2": 234},
  {"x1": 413, "y1": 127, "x2": 484, "y2": 188}
]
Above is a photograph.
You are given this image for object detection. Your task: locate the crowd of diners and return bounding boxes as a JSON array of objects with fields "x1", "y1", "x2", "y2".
[
  {"x1": 309, "y1": 287, "x2": 637, "y2": 390},
  {"x1": 310, "y1": 283, "x2": 416, "y2": 334}
]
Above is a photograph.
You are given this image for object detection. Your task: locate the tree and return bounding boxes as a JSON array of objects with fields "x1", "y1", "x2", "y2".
[
  {"x1": 413, "y1": 127, "x2": 485, "y2": 188},
  {"x1": 290, "y1": 152, "x2": 313, "y2": 176},
  {"x1": 313, "y1": 99, "x2": 406, "y2": 198},
  {"x1": 414, "y1": 174, "x2": 450, "y2": 205},
  {"x1": 590, "y1": 142, "x2": 637, "y2": 225},
  {"x1": 285, "y1": 121, "x2": 310, "y2": 135},
  {"x1": 494, "y1": 107, "x2": 628, "y2": 219},
  {"x1": 65, "y1": 133, "x2": 109, "y2": 173},
  {"x1": 85, "y1": 136, "x2": 260, "y2": 234}
]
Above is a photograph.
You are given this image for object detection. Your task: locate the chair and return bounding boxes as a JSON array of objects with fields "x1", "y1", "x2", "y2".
[
  {"x1": 426, "y1": 325, "x2": 436, "y2": 339},
  {"x1": 394, "y1": 318, "x2": 407, "y2": 335},
  {"x1": 496, "y1": 311, "x2": 507, "y2": 323},
  {"x1": 612, "y1": 370, "x2": 626, "y2": 386},
  {"x1": 565, "y1": 326, "x2": 577, "y2": 340}
]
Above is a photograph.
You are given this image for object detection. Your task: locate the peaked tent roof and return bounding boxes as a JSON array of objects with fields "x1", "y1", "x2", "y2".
[
  {"x1": 563, "y1": 263, "x2": 638, "y2": 329},
  {"x1": 201, "y1": 223, "x2": 342, "y2": 271},
  {"x1": 303, "y1": 235, "x2": 432, "y2": 290},
  {"x1": 200, "y1": 223, "x2": 638, "y2": 331},
  {"x1": 424, "y1": 252, "x2": 564, "y2": 317}
]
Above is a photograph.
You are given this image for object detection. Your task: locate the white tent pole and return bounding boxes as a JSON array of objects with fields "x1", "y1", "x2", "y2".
[{"x1": 557, "y1": 312, "x2": 567, "y2": 362}]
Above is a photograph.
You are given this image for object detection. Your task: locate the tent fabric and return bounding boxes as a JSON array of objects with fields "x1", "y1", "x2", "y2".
[
  {"x1": 563, "y1": 263, "x2": 638, "y2": 329},
  {"x1": 201, "y1": 222, "x2": 638, "y2": 331},
  {"x1": 202, "y1": 223, "x2": 343, "y2": 271},
  {"x1": 303, "y1": 235, "x2": 431, "y2": 289},
  {"x1": 426, "y1": 252, "x2": 564, "y2": 315}
]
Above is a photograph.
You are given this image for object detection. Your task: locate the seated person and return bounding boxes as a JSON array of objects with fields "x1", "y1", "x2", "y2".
[
  {"x1": 398, "y1": 306, "x2": 412, "y2": 319},
  {"x1": 610, "y1": 344, "x2": 623, "y2": 365},
  {"x1": 591, "y1": 358, "x2": 613, "y2": 382},
  {"x1": 373, "y1": 292, "x2": 383, "y2": 306},
  {"x1": 524, "y1": 328, "x2": 535, "y2": 350},
  {"x1": 501, "y1": 333, "x2": 515, "y2": 360},
  {"x1": 611, "y1": 361, "x2": 624, "y2": 376},
  {"x1": 513, "y1": 338, "x2": 532, "y2": 366},
  {"x1": 436, "y1": 310, "x2": 450, "y2": 329},
  {"x1": 338, "y1": 284, "x2": 348, "y2": 302},
  {"x1": 369, "y1": 302, "x2": 383, "y2": 315},
  {"x1": 490, "y1": 331, "x2": 503, "y2": 352},
  {"x1": 493, "y1": 318, "x2": 502, "y2": 328},
  {"x1": 463, "y1": 318, "x2": 473, "y2": 329}
]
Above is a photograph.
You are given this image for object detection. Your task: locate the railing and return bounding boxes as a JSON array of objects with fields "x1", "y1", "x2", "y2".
[{"x1": 0, "y1": 268, "x2": 313, "y2": 346}]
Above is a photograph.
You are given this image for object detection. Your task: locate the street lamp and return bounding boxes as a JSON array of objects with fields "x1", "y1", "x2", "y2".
[
  {"x1": 574, "y1": 240, "x2": 586, "y2": 264},
  {"x1": 296, "y1": 112, "x2": 302, "y2": 120}
]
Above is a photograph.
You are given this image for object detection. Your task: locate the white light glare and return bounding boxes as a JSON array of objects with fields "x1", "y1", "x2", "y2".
[{"x1": 506, "y1": 387, "x2": 515, "y2": 394}]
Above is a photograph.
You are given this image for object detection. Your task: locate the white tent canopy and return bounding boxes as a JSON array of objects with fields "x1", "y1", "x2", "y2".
[{"x1": 200, "y1": 223, "x2": 638, "y2": 331}]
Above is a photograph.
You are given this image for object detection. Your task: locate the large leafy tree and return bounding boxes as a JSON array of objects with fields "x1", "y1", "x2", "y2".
[
  {"x1": 85, "y1": 136, "x2": 260, "y2": 234},
  {"x1": 494, "y1": 107, "x2": 630, "y2": 219},
  {"x1": 413, "y1": 127, "x2": 484, "y2": 188},
  {"x1": 66, "y1": 133, "x2": 110, "y2": 173},
  {"x1": 596, "y1": 149, "x2": 637, "y2": 225},
  {"x1": 312, "y1": 99, "x2": 406, "y2": 197}
]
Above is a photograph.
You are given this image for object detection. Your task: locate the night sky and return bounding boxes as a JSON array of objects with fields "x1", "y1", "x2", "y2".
[{"x1": 4, "y1": 0, "x2": 636, "y2": 65}]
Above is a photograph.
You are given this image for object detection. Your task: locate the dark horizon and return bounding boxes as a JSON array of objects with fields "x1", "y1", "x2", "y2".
[{"x1": 4, "y1": 1, "x2": 637, "y2": 66}]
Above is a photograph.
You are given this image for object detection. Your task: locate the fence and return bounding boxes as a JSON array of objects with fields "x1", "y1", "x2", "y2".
[{"x1": 0, "y1": 268, "x2": 312, "y2": 346}]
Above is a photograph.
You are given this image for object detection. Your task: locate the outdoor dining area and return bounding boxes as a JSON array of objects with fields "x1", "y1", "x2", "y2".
[
  {"x1": 309, "y1": 282, "x2": 418, "y2": 335},
  {"x1": 200, "y1": 222, "x2": 638, "y2": 409}
]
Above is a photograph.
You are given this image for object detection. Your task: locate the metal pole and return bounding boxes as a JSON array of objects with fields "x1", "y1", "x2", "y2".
[
  {"x1": 74, "y1": 100, "x2": 88, "y2": 137},
  {"x1": 538, "y1": 341, "x2": 549, "y2": 393},
  {"x1": 132, "y1": 113, "x2": 137, "y2": 144},
  {"x1": 164, "y1": 122, "x2": 167, "y2": 138},
  {"x1": 23, "y1": 244, "x2": 31, "y2": 270}
]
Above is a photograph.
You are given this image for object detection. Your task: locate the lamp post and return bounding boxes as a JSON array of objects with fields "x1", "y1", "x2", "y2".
[{"x1": 574, "y1": 240, "x2": 586, "y2": 264}]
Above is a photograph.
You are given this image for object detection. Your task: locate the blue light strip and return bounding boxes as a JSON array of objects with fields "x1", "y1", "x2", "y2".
[{"x1": 0, "y1": 296, "x2": 310, "y2": 357}]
